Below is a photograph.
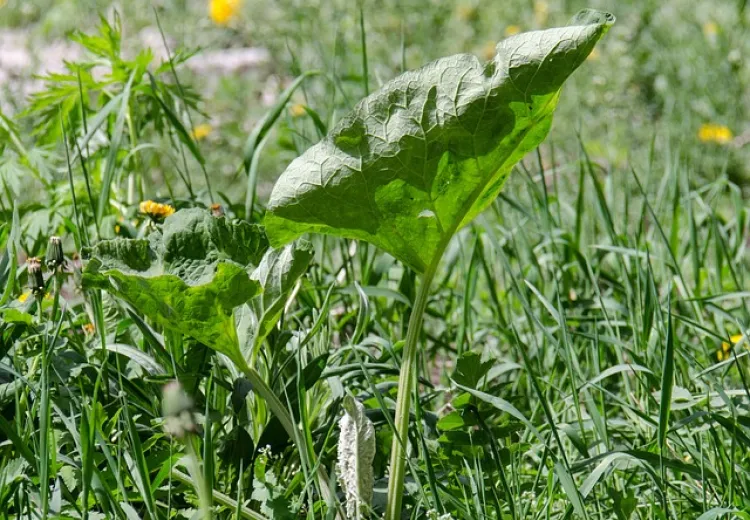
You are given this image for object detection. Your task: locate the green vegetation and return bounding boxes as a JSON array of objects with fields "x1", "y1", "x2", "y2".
[{"x1": 1, "y1": 1, "x2": 749, "y2": 519}]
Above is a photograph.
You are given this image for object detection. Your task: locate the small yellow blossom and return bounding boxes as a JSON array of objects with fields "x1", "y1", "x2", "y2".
[
  {"x1": 703, "y1": 21, "x2": 718, "y2": 38},
  {"x1": 83, "y1": 323, "x2": 96, "y2": 336},
  {"x1": 698, "y1": 124, "x2": 733, "y2": 145},
  {"x1": 455, "y1": 3, "x2": 477, "y2": 22},
  {"x1": 534, "y1": 0, "x2": 549, "y2": 26},
  {"x1": 289, "y1": 104, "x2": 307, "y2": 118},
  {"x1": 210, "y1": 0, "x2": 241, "y2": 25},
  {"x1": 504, "y1": 25, "x2": 521, "y2": 37},
  {"x1": 210, "y1": 203, "x2": 225, "y2": 217},
  {"x1": 482, "y1": 41, "x2": 497, "y2": 61},
  {"x1": 190, "y1": 123, "x2": 213, "y2": 141},
  {"x1": 718, "y1": 334, "x2": 745, "y2": 361},
  {"x1": 18, "y1": 290, "x2": 52, "y2": 302},
  {"x1": 139, "y1": 200, "x2": 175, "y2": 220}
]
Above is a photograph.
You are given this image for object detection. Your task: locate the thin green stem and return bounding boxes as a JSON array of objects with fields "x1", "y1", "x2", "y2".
[
  {"x1": 385, "y1": 259, "x2": 440, "y2": 520},
  {"x1": 237, "y1": 360, "x2": 343, "y2": 519},
  {"x1": 184, "y1": 439, "x2": 212, "y2": 520}
]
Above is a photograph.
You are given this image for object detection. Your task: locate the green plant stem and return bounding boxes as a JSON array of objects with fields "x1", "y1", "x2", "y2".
[
  {"x1": 172, "y1": 468, "x2": 267, "y2": 520},
  {"x1": 37, "y1": 295, "x2": 50, "y2": 519},
  {"x1": 385, "y1": 260, "x2": 439, "y2": 520},
  {"x1": 51, "y1": 272, "x2": 62, "y2": 323},
  {"x1": 237, "y1": 361, "x2": 342, "y2": 519},
  {"x1": 184, "y1": 438, "x2": 212, "y2": 520}
]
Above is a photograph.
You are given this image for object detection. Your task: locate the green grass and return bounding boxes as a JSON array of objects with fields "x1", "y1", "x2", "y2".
[{"x1": 1, "y1": 1, "x2": 750, "y2": 519}]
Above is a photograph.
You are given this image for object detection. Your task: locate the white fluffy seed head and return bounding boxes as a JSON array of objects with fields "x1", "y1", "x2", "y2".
[{"x1": 337, "y1": 395, "x2": 376, "y2": 519}]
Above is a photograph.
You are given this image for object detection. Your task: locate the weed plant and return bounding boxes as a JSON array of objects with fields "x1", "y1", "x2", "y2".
[{"x1": 1, "y1": 3, "x2": 749, "y2": 520}]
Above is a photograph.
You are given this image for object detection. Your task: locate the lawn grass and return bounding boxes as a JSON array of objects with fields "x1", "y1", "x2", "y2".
[{"x1": 1, "y1": 1, "x2": 749, "y2": 519}]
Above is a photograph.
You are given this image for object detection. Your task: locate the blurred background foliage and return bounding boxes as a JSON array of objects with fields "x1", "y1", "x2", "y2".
[{"x1": 1, "y1": 0, "x2": 749, "y2": 204}]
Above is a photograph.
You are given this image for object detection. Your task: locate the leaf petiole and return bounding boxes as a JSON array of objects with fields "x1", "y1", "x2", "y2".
[{"x1": 384, "y1": 255, "x2": 441, "y2": 520}]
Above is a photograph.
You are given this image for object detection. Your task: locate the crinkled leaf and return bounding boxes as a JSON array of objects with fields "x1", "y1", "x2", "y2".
[
  {"x1": 83, "y1": 209, "x2": 268, "y2": 366},
  {"x1": 452, "y1": 350, "x2": 494, "y2": 389},
  {"x1": 266, "y1": 10, "x2": 614, "y2": 272},
  {"x1": 250, "y1": 240, "x2": 314, "y2": 351}
]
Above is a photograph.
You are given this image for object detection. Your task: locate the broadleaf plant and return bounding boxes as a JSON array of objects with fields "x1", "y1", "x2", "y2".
[
  {"x1": 83, "y1": 208, "x2": 338, "y2": 508},
  {"x1": 264, "y1": 10, "x2": 614, "y2": 519},
  {"x1": 83, "y1": 208, "x2": 268, "y2": 367}
]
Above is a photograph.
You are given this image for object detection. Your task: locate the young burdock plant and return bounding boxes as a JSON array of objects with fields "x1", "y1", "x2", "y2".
[{"x1": 265, "y1": 9, "x2": 614, "y2": 518}]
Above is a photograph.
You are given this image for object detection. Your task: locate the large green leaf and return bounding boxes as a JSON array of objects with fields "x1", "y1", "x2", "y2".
[
  {"x1": 265, "y1": 9, "x2": 614, "y2": 272},
  {"x1": 83, "y1": 208, "x2": 269, "y2": 365},
  {"x1": 250, "y1": 240, "x2": 314, "y2": 350},
  {"x1": 236, "y1": 240, "x2": 315, "y2": 356}
]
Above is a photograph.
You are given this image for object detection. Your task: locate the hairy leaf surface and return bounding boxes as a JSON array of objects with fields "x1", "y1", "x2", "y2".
[
  {"x1": 250, "y1": 240, "x2": 314, "y2": 350},
  {"x1": 266, "y1": 10, "x2": 614, "y2": 272},
  {"x1": 83, "y1": 208, "x2": 268, "y2": 365}
]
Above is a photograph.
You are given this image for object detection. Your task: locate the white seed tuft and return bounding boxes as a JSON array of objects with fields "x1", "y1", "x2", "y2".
[{"x1": 337, "y1": 395, "x2": 375, "y2": 519}]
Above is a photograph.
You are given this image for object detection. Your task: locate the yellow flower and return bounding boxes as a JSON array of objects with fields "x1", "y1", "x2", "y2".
[
  {"x1": 210, "y1": 0, "x2": 241, "y2": 25},
  {"x1": 534, "y1": 0, "x2": 549, "y2": 26},
  {"x1": 83, "y1": 323, "x2": 96, "y2": 335},
  {"x1": 718, "y1": 334, "x2": 745, "y2": 361},
  {"x1": 482, "y1": 41, "x2": 497, "y2": 61},
  {"x1": 698, "y1": 124, "x2": 733, "y2": 145},
  {"x1": 455, "y1": 3, "x2": 477, "y2": 22},
  {"x1": 703, "y1": 21, "x2": 718, "y2": 38},
  {"x1": 139, "y1": 200, "x2": 175, "y2": 220},
  {"x1": 504, "y1": 25, "x2": 521, "y2": 37},
  {"x1": 190, "y1": 123, "x2": 213, "y2": 141},
  {"x1": 289, "y1": 104, "x2": 306, "y2": 118},
  {"x1": 19, "y1": 289, "x2": 52, "y2": 302},
  {"x1": 210, "y1": 203, "x2": 225, "y2": 217}
]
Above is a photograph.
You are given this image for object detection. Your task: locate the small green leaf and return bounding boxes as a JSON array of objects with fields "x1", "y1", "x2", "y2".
[
  {"x1": 265, "y1": 10, "x2": 614, "y2": 272},
  {"x1": 0, "y1": 205, "x2": 19, "y2": 306},
  {"x1": 436, "y1": 411, "x2": 465, "y2": 432},
  {"x1": 250, "y1": 240, "x2": 313, "y2": 350},
  {"x1": 451, "y1": 351, "x2": 494, "y2": 389},
  {"x1": 0, "y1": 308, "x2": 32, "y2": 326},
  {"x1": 83, "y1": 208, "x2": 268, "y2": 365}
]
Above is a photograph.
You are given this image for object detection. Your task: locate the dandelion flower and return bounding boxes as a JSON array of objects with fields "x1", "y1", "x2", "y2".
[
  {"x1": 139, "y1": 200, "x2": 175, "y2": 221},
  {"x1": 27, "y1": 258, "x2": 44, "y2": 296},
  {"x1": 162, "y1": 381, "x2": 198, "y2": 440},
  {"x1": 190, "y1": 123, "x2": 213, "y2": 141},
  {"x1": 210, "y1": 0, "x2": 241, "y2": 25},
  {"x1": 46, "y1": 236, "x2": 65, "y2": 271},
  {"x1": 698, "y1": 124, "x2": 733, "y2": 145},
  {"x1": 718, "y1": 334, "x2": 745, "y2": 361},
  {"x1": 534, "y1": 1, "x2": 549, "y2": 26},
  {"x1": 482, "y1": 41, "x2": 497, "y2": 61},
  {"x1": 210, "y1": 203, "x2": 225, "y2": 217},
  {"x1": 504, "y1": 25, "x2": 521, "y2": 37},
  {"x1": 289, "y1": 103, "x2": 306, "y2": 118},
  {"x1": 455, "y1": 3, "x2": 477, "y2": 22},
  {"x1": 703, "y1": 21, "x2": 718, "y2": 38}
]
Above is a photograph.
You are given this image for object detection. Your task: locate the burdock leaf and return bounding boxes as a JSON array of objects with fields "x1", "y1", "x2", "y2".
[
  {"x1": 83, "y1": 208, "x2": 268, "y2": 366},
  {"x1": 265, "y1": 9, "x2": 614, "y2": 272},
  {"x1": 250, "y1": 240, "x2": 314, "y2": 351}
]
